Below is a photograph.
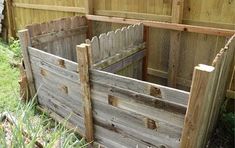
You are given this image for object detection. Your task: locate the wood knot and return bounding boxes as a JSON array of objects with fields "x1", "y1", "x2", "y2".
[
  {"x1": 40, "y1": 69, "x2": 46, "y2": 76},
  {"x1": 61, "y1": 85, "x2": 68, "y2": 94},
  {"x1": 183, "y1": 28, "x2": 188, "y2": 31},
  {"x1": 144, "y1": 118, "x2": 157, "y2": 130},
  {"x1": 150, "y1": 86, "x2": 162, "y2": 98},
  {"x1": 108, "y1": 95, "x2": 118, "y2": 107},
  {"x1": 58, "y1": 59, "x2": 65, "y2": 68}
]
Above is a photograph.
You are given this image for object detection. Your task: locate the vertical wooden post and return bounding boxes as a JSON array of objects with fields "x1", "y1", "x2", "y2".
[
  {"x1": 84, "y1": 0, "x2": 93, "y2": 14},
  {"x1": 168, "y1": 0, "x2": 184, "y2": 87},
  {"x1": 76, "y1": 44, "x2": 94, "y2": 143},
  {"x1": 142, "y1": 26, "x2": 149, "y2": 81},
  {"x1": 180, "y1": 64, "x2": 215, "y2": 148},
  {"x1": 85, "y1": 0, "x2": 94, "y2": 39},
  {"x1": 6, "y1": 0, "x2": 16, "y2": 38},
  {"x1": 18, "y1": 29, "x2": 36, "y2": 100}
]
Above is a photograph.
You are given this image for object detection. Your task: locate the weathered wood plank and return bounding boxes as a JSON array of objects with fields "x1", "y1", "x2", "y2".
[
  {"x1": 103, "y1": 49, "x2": 145, "y2": 74},
  {"x1": 94, "y1": 44, "x2": 145, "y2": 70},
  {"x1": 107, "y1": 31, "x2": 116, "y2": 56},
  {"x1": 38, "y1": 93, "x2": 85, "y2": 135},
  {"x1": 30, "y1": 58, "x2": 84, "y2": 116},
  {"x1": 91, "y1": 69, "x2": 189, "y2": 105},
  {"x1": 94, "y1": 125, "x2": 152, "y2": 148},
  {"x1": 92, "y1": 80, "x2": 186, "y2": 115},
  {"x1": 86, "y1": 15, "x2": 235, "y2": 37},
  {"x1": 168, "y1": 0, "x2": 184, "y2": 87},
  {"x1": 28, "y1": 47, "x2": 78, "y2": 72},
  {"x1": 31, "y1": 26, "x2": 88, "y2": 47},
  {"x1": 18, "y1": 29, "x2": 36, "y2": 100},
  {"x1": 92, "y1": 99, "x2": 183, "y2": 141},
  {"x1": 76, "y1": 44, "x2": 94, "y2": 143},
  {"x1": 86, "y1": 36, "x2": 101, "y2": 63},
  {"x1": 99, "y1": 33, "x2": 109, "y2": 59}
]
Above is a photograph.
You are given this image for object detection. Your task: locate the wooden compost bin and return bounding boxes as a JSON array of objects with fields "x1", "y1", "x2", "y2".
[{"x1": 19, "y1": 16, "x2": 235, "y2": 148}]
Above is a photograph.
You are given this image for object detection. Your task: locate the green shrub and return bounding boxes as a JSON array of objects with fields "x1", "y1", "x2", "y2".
[{"x1": 9, "y1": 38, "x2": 21, "y2": 59}]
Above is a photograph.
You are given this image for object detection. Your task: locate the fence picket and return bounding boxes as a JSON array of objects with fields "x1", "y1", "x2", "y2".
[{"x1": 99, "y1": 33, "x2": 109, "y2": 59}]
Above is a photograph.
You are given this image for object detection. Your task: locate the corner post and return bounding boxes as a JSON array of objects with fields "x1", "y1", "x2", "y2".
[
  {"x1": 18, "y1": 29, "x2": 36, "y2": 100},
  {"x1": 76, "y1": 44, "x2": 94, "y2": 143},
  {"x1": 180, "y1": 64, "x2": 215, "y2": 148}
]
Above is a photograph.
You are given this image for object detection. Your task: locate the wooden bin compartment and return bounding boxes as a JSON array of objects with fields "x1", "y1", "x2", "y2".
[{"x1": 18, "y1": 15, "x2": 235, "y2": 148}]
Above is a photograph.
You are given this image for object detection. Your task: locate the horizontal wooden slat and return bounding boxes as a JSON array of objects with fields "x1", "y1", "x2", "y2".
[
  {"x1": 103, "y1": 49, "x2": 145, "y2": 73},
  {"x1": 86, "y1": 15, "x2": 235, "y2": 37},
  {"x1": 94, "y1": 10, "x2": 172, "y2": 22},
  {"x1": 182, "y1": 19, "x2": 235, "y2": 30},
  {"x1": 31, "y1": 26, "x2": 88, "y2": 46},
  {"x1": 94, "y1": 125, "x2": 152, "y2": 148},
  {"x1": 92, "y1": 80, "x2": 186, "y2": 114},
  {"x1": 148, "y1": 68, "x2": 192, "y2": 87},
  {"x1": 13, "y1": 2, "x2": 85, "y2": 13},
  {"x1": 91, "y1": 69, "x2": 189, "y2": 106},
  {"x1": 94, "y1": 45, "x2": 145, "y2": 69},
  {"x1": 28, "y1": 47, "x2": 78, "y2": 72},
  {"x1": 92, "y1": 100, "x2": 180, "y2": 148},
  {"x1": 38, "y1": 94, "x2": 85, "y2": 135}
]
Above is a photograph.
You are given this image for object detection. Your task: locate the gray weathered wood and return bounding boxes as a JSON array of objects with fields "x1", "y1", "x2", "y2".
[
  {"x1": 92, "y1": 99, "x2": 183, "y2": 144},
  {"x1": 18, "y1": 29, "x2": 36, "y2": 100},
  {"x1": 31, "y1": 26, "x2": 87, "y2": 46},
  {"x1": 91, "y1": 80, "x2": 186, "y2": 115},
  {"x1": 103, "y1": 49, "x2": 145, "y2": 75},
  {"x1": 76, "y1": 44, "x2": 94, "y2": 143},
  {"x1": 99, "y1": 33, "x2": 109, "y2": 59},
  {"x1": 28, "y1": 47, "x2": 78, "y2": 72},
  {"x1": 91, "y1": 69, "x2": 189, "y2": 105},
  {"x1": 94, "y1": 44, "x2": 145, "y2": 70},
  {"x1": 90, "y1": 36, "x2": 101, "y2": 63}
]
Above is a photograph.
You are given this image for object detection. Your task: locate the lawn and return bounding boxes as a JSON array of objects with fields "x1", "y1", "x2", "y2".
[{"x1": 0, "y1": 40, "x2": 20, "y2": 112}]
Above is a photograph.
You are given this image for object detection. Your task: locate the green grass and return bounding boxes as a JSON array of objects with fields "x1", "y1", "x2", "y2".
[
  {"x1": 0, "y1": 41, "x2": 20, "y2": 112},
  {"x1": 0, "y1": 99, "x2": 88, "y2": 147}
]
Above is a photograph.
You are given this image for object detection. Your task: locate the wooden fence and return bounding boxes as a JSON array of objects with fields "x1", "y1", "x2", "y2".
[{"x1": 5, "y1": 0, "x2": 235, "y2": 99}]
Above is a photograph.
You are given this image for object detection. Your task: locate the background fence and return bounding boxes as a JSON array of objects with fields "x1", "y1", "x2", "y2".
[{"x1": 5, "y1": 0, "x2": 235, "y2": 98}]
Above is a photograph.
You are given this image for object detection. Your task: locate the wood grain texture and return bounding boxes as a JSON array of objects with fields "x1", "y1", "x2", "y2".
[
  {"x1": 76, "y1": 44, "x2": 94, "y2": 143},
  {"x1": 180, "y1": 64, "x2": 215, "y2": 148},
  {"x1": 18, "y1": 29, "x2": 36, "y2": 100}
]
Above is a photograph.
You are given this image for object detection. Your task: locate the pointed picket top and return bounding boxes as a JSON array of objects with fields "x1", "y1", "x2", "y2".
[
  {"x1": 90, "y1": 36, "x2": 101, "y2": 63},
  {"x1": 115, "y1": 29, "x2": 122, "y2": 52},
  {"x1": 99, "y1": 33, "x2": 109, "y2": 59},
  {"x1": 133, "y1": 24, "x2": 139, "y2": 45},
  {"x1": 130, "y1": 25, "x2": 135, "y2": 47},
  {"x1": 121, "y1": 27, "x2": 127, "y2": 51},
  {"x1": 107, "y1": 31, "x2": 116, "y2": 56},
  {"x1": 139, "y1": 23, "x2": 144, "y2": 43}
]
